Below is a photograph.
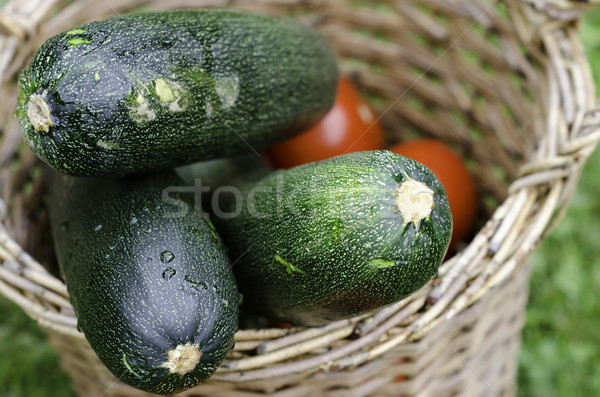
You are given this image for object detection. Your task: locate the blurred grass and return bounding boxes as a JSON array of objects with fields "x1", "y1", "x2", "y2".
[
  {"x1": 0, "y1": 298, "x2": 75, "y2": 397},
  {"x1": 1, "y1": 5, "x2": 600, "y2": 397}
]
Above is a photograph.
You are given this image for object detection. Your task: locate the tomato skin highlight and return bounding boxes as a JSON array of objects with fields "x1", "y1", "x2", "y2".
[
  {"x1": 389, "y1": 139, "x2": 477, "y2": 250},
  {"x1": 266, "y1": 77, "x2": 384, "y2": 168}
]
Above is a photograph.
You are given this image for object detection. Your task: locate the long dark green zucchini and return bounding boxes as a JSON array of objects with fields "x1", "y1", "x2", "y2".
[
  {"x1": 47, "y1": 170, "x2": 239, "y2": 394},
  {"x1": 17, "y1": 10, "x2": 338, "y2": 176},
  {"x1": 212, "y1": 150, "x2": 453, "y2": 326}
]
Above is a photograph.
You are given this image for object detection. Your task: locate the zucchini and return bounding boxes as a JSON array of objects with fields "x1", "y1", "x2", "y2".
[
  {"x1": 17, "y1": 10, "x2": 338, "y2": 176},
  {"x1": 47, "y1": 170, "x2": 239, "y2": 394},
  {"x1": 212, "y1": 150, "x2": 452, "y2": 326}
]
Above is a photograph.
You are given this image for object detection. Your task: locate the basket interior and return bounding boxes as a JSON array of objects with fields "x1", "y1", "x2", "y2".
[{"x1": 0, "y1": 0, "x2": 545, "y2": 262}]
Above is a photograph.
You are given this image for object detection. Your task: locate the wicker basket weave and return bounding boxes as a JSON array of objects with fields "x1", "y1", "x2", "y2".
[{"x1": 2, "y1": 0, "x2": 600, "y2": 396}]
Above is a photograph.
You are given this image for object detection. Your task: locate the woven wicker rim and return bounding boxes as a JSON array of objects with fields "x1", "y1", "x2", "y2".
[{"x1": 1, "y1": 0, "x2": 600, "y2": 384}]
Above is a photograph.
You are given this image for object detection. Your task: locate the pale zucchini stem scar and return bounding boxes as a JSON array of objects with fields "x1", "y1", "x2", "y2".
[
  {"x1": 394, "y1": 177, "x2": 435, "y2": 228},
  {"x1": 27, "y1": 93, "x2": 54, "y2": 133},
  {"x1": 161, "y1": 342, "x2": 202, "y2": 375}
]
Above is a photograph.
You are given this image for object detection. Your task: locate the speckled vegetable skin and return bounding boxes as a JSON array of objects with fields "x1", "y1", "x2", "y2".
[
  {"x1": 16, "y1": 10, "x2": 338, "y2": 176},
  {"x1": 213, "y1": 150, "x2": 452, "y2": 326},
  {"x1": 47, "y1": 170, "x2": 239, "y2": 394}
]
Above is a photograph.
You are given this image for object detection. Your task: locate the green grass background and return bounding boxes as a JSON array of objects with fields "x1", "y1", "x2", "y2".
[{"x1": 1, "y1": 6, "x2": 600, "y2": 397}]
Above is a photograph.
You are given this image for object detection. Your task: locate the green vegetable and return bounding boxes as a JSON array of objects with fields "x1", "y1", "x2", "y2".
[
  {"x1": 17, "y1": 10, "x2": 338, "y2": 176},
  {"x1": 212, "y1": 150, "x2": 452, "y2": 326},
  {"x1": 47, "y1": 169, "x2": 239, "y2": 394}
]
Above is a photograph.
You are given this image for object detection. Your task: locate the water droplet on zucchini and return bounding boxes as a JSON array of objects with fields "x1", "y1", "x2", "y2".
[
  {"x1": 162, "y1": 267, "x2": 176, "y2": 280},
  {"x1": 183, "y1": 275, "x2": 208, "y2": 294},
  {"x1": 160, "y1": 250, "x2": 175, "y2": 263}
]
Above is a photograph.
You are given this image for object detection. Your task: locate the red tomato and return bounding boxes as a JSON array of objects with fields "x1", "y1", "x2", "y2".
[
  {"x1": 389, "y1": 139, "x2": 477, "y2": 251},
  {"x1": 266, "y1": 77, "x2": 384, "y2": 168}
]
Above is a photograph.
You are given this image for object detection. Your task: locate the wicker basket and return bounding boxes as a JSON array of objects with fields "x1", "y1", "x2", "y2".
[{"x1": 2, "y1": 0, "x2": 600, "y2": 396}]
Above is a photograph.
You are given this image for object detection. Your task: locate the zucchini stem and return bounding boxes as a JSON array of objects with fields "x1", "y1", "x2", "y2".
[
  {"x1": 394, "y1": 177, "x2": 435, "y2": 228},
  {"x1": 27, "y1": 92, "x2": 54, "y2": 133},
  {"x1": 161, "y1": 342, "x2": 202, "y2": 375}
]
